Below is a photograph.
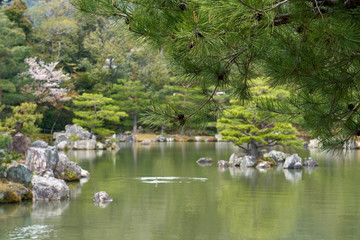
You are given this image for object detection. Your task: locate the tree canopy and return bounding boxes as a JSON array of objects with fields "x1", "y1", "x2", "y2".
[{"x1": 72, "y1": 0, "x2": 360, "y2": 148}]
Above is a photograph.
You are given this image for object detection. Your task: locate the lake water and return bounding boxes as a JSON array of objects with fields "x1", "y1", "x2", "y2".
[{"x1": 1, "y1": 142, "x2": 360, "y2": 240}]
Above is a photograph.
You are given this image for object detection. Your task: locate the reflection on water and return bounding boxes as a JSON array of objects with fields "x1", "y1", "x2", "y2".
[{"x1": 2, "y1": 143, "x2": 360, "y2": 240}]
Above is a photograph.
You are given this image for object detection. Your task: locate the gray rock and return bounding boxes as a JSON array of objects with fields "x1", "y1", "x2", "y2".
[
  {"x1": 96, "y1": 142, "x2": 105, "y2": 150},
  {"x1": 156, "y1": 135, "x2": 166, "y2": 142},
  {"x1": 283, "y1": 154, "x2": 303, "y2": 169},
  {"x1": 216, "y1": 160, "x2": 229, "y2": 168},
  {"x1": 54, "y1": 153, "x2": 82, "y2": 181},
  {"x1": 195, "y1": 136, "x2": 203, "y2": 142},
  {"x1": 196, "y1": 157, "x2": 213, "y2": 165},
  {"x1": 229, "y1": 153, "x2": 244, "y2": 166},
  {"x1": 32, "y1": 140, "x2": 49, "y2": 148},
  {"x1": 12, "y1": 133, "x2": 32, "y2": 155},
  {"x1": 42, "y1": 170, "x2": 54, "y2": 178},
  {"x1": 308, "y1": 139, "x2": 321, "y2": 148},
  {"x1": 80, "y1": 169, "x2": 90, "y2": 178},
  {"x1": 25, "y1": 146, "x2": 59, "y2": 176},
  {"x1": 55, "y1": 134, "x2": 68, "y2": 145},
  {"x1": 72, "y1": 139, "x2": 96, "y2": 150},
  {"x1": 46, "y1": 146, "x2": 59, "y2": 170},
  {"x1": 267, "y1": 150, "x2": 287, "y2": 162},
  {"x1": 256, "y1": 161, "x2": 271, "y2": 169},
  {"x1": 241, "y1": 156, "x2": 256, "y2": 168},
  {"x1": 166, "y1": 137, "x2": 175, "y2": 142},
  {"x1": 141, "y1": 140, "x2": 152, "y2": 145},
  {"x1": 57, "y1": 141, "x2": 68, "y2": 150},
  {"x1": 215, "y1": 134, "x2": 223, "y2": 141},
  {"x1": 93, "y1": 191, "x2": 113, "y2": 202},
  {"x1": 112, "y1": 133, "x2": 135, "y2": 142},
  {"x1": 6, "y1": 164, "x2": 33, "y2": 185},
  {"x1": 303, "y1": 157, "x2": 319, "y2": 167},
  {"x1": 31, "y1": 175, "x2": 70, "y2": 201}
]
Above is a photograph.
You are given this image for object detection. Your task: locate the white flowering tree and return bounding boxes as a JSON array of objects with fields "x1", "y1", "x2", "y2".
[{"x1": 22, "y1": 57, "x2": 71, "y2": 133}]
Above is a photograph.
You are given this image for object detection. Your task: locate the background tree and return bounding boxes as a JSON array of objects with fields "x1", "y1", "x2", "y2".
[
  {"x1": 72, "y1": 93, "x2": 127, "y2": 137},
  {"x1": 72, "y1": 0, "x2": 360, "y2": 148},
  {"x1": 217, "y1": 78, "x2": 302, "y2": 158},
  {"x1": 0, "y1": 10, "x2": 31, "y2": 105},
  {"x1": 111, "y1": 79, "x2": 150, "y2": 133},
  {"x1": 4, "y1": 102, "x2": 43, "y2": 136}
]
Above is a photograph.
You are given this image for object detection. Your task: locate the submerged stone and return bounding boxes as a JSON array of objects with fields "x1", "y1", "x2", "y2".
[{"x1": 93, "y1": 191, "x2": 112, "y2": 203}]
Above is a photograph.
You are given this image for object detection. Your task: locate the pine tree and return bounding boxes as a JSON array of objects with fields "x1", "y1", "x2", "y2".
[
  {"x1": 111, "y1": 79, "x2": 150, "y2": 133},
  {"x1": 217, "y1": 77, "x2": 302, "y2": 158},
  {"x1": 72, "y1": 0, "x2": 360, "y2": 148},
  {"x1": 72, "y1": 93, "x2": 128, "y2": 137}
]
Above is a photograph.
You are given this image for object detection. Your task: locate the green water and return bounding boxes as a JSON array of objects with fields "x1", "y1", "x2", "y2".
[{"x1": 1, "y1": 142, "x2": 360, "y2": 240}]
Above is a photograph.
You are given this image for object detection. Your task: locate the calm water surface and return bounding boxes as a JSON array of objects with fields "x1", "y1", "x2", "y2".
[{"x1": 1, "y1": 142, "x2": 360, "y2": 240}]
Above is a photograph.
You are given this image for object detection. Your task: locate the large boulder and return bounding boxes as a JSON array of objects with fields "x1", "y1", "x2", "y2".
[
  {"x1": 93, "y1": 191, "x2": 112, "y2": 202},
  {"x1": 25, "y1": 146, "x2": 59, "y2": 176},
  {"x1": 31, "y1": 175, "x2": 70, "y2": 201},
  {"x1": 240, "y1": 156, "x2": 256, "y2": 168},
  {"x1": 6, "y1": 164, "x2": 33, "y2": 185},
  {"x1": 72, "y1": 139, "x2": 96, "y2": 150},
  {"x1": 256, "y1": 161, "x2": 271, "y2": 169},
  {"x1": 303, "y1": 157, "x2": 319, "y2": 167},
  {"x1": 229, "y1": 153, "x2": 244, "y2": 166},
  {"x1": 54, "y1": 153, "x2": 82, "y2": 181},
  {"x1": 267, "y1": 150, "x2": 287, "y2": 162},
  {"x1": 283, "y1": 154, "x2": 303, "y2": 169},
  {"x1": 57, "y1": 141, "x2": 68, "y2": 150},
  {"x1": 12, "y1": 133, "x2": 32, "y2": 155},
  {"x1": 111, "y1": 133, "x2": 135, "y2": 142}
]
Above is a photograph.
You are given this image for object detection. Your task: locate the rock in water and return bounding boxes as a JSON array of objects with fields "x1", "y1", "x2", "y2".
[
  {"x1": 31, "y1": 175, "x2": 70, "y2": 201},
  {"x1": 303, "y1": 157, "x2": 319, "y2": 167},
  {"x1": 93, "y1": 191, "x2": 113, "y2": 202},
  {"x1": 25, "y1": 146, "x2": 59, "y2": 176},
  {"x1": 54, "y1": 153, "x2": 82, "y2": 181},
  {"x1": 216, "y1": 160, "x2": 229, "y2": 168},
  {"x1": 283, "y1": 154, "x2": 303, "y2": 169},
  {"x1": 256, "y1": 161, "x2": 271, "y2": 169},
  {"x1": 240, "y1": 156, "x2": 256, "y2": 168},
  {"x1": 196, "y1": 158, "x2": 213, "y2": 165},
  {"x1": 229, "y1": 153, "x2": 244, "y2": 166},
  {"x1": 267, "y1": 150, "x2": 287, "y2": 162},
  {"x1": 6, "y1": 164, "x2": 33, "y2": 185}
]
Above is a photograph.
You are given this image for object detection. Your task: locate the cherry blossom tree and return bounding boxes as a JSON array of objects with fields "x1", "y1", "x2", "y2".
[{"x1": 22, "y1": 57, "x2": 71, "y2": 133}]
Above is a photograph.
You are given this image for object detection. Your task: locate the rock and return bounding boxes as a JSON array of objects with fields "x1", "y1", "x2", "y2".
[
  {"x1": 72, "y1": 139, "x2": 96, "y2": 150},
  {"x1": 156, "y1": 135, "x2": 166, "y2": 142},
  {"x1": 93, "y1": 191, "x2": 112, "y2": 202},
  {"x1": 195, "y1": 136, "x2": 203, "y2": 142},
  {"x1": 6, "y1": 164, "x2": 33, "y2": 185},
  {"x1": 166, "y1": 137, "x2": 175, "y2": 142},
  {"x1": 12, "y1": 133, "x2": 32, "y2": 155},
  {"x1": 229, "y1": 153, "x2": 244, "y2": 166},
  {"x1": 55, "y1": 134, "x2": 69, "y2": 145},
  {"x1": 196, "y1": 157, "x2": 212, "y2": 165},
  {"x1": 80, "y1": 169, "x2": 90, "y2": 178},
  {"x1": 42, "y1": 170, "x2": 54, "y2": 178},
  {"x1": 57, "y1": 141, "x2": 68, "y2": 150},
  {"x1": 54, "y1": 153, "x2": 82, "y2": 181},
  {"x1": 267, "y1": 150, "x2": 287, "y2": 162},
  {"x1": 96, "y1": 142, "x2": 105, "y2": 150},
  {"x1": 240, "y1": 156, "x2": 256, "y2": 168},
  {"x1": 216, "y1": 160, "x2": 229, "y2": 168},
  {"x1": 141, "y1": 140, "x2": 152, "y2": 145},
  {"x1": 308, "y1": 139, "x2": 321, "y2": 148},
  {"x1": 0, "y1": 179, "x2": 32, "y2": 203},
  {"x1": 26, "y1": 146, "x2": 59, "y2": 176},
  {"x1": 303, "y1": 157, "x2": 319, "y2": 167},
  {"x1": 32, "y1": 140, "x2": 49, "y2": 148},
  {"x1": 283, "y1": 154, "x2": 303, "y2": 169},
  {"x1": 111, "y1": 133, "x2": 135, "y2": 142},
  {"x1": 31, "y1": 175, "x2": 70, "y2": 201},
  {"x1": 215, "y1": 134, "x2": 223, "y2": 141},
  {"x1": 256, "y1": 161, "x2": 271, "y2": 169}
]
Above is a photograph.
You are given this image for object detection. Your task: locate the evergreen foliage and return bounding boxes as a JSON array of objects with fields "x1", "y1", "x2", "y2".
[
  {"x1": 217, "y1": 78, "x2": 302, "y2": 157},
  {"x1": 72, "y1": 93, "x2": 128, "y2": 136},
  {"x1": 72, "y1": 0, "x2": 360, "y2": 148}
]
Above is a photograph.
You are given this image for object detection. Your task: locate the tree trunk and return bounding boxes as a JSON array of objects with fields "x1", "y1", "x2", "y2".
[
  {"x1": 50, "y1": 110, "x2": 61, "y2": 135},
  {"x1": 133, "y1": 112, "x2": 137, "y2": 134},
  {"x1": 250, "y1": 140, "x2": 259, "y2": 159}
]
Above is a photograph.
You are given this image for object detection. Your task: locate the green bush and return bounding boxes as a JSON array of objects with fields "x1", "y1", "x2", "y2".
[
  {"x1": 68, "y1": 134, "x2": 80, "y2": 142},
  {"x1": 0, "y1": 151, "x2": 22, "y2": 172},
  {"x1": 0, "y1": 134, "x2": 12, "y2": 150}
]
